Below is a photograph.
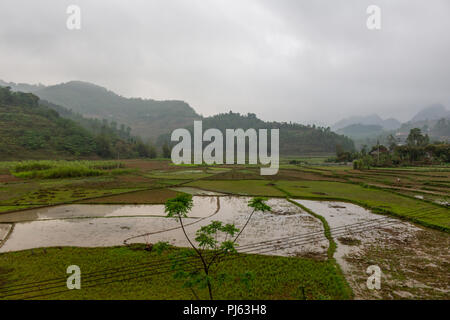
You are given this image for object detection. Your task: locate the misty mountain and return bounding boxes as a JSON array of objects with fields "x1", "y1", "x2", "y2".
[
  {"x1": 336, "y1": 124, "x2": 384, "y2": 140},
  {"x1": 332, "y1": 114, "x2": 401, "y2": 131},
  {"x1": 0, "y1": 86, "x2": 160, "y2": 160},
  {"x1": 0, "y1": 87, "x2": 97, "y2": 160},
  {"x1": 382, "y1": 118, "x2": 403, "y2": 131},
  {"x1": 0, "y1": 79, "x2": 45, "y2": 93},
  {"x1": 395, "y1": 104, "x2": 450, "y2": 143},
  {"x1": 1, "y1": 79, "x2": 354, "y2": 155},
  {"x1": 157, "y1": 111, "x2": 355, "y2": 155},
  {"x1": 2, "y1": 80, "x2": 201, "y2": 140},
  {"x1": 410, "y1": 104, "x2": 450, "y2": 123}
]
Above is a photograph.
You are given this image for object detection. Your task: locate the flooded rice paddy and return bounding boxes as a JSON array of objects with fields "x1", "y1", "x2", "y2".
[
  {"x1": 0, "y1": 194, "x2": 425, "y2": 259},
  {"x1": 0, "y1": 190, "x2": 448, "y2": 298},
  {"x1": 294, "y1": 200, "x2": 420, "y2": 272},
  {"x1": 0, "y1": 196, "x2": 328, "y2": 258},
  {"x1": 0, "y1": 224, "x2": 11, "y2": 244},
  {"x1": 294, "y1": 200, "x2": 449, "y2": 299}
]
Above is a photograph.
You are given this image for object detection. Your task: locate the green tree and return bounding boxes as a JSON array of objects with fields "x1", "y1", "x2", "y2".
[
  {"x1": 387, "y1": 134, "x2": 397, "y2": 151},
  {"x1": 162, "y1": 142, "x2": 171, "y2": 158},
  {"x1": 361, "y1": 145, "x2": 368, "y2": 156},
  {"x1": 407, "y1": 128, "x2": 428, "y2": 146},
  {"x1": 148, "y1": 142, "x2": 157, "y2": 158},
  {"x1": 136, "y1": 140, "x2": 150, "y2": 158},
  {"x1": 115, "y1": 140, "x2": 128, "y2": 163},
  {"x1": 95, "y1": 135, "x2": 112, "y2": 157},
  {"x1": 156, "y1": 194, "x2": 271, "y2": 300}
]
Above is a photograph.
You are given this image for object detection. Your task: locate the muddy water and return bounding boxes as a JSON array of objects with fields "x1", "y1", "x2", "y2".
[
  {"x1": 0, "y1": 198, "x2": 419, "y2": 262},
  {"x1": 0, "y1": 197, "x2": 217, "y2": 223},
  {"x1": 0, "y1": 224, "x2": 11, "y2": 243},
  {"x1": 294, "y1": 200, "x2": 420, "y2": 272},
  {"x1": 209, "y1": 197, "x2": 328, "y2": 258},
  {"x1": 126, "y1": 197, "x2": 328, "y2": 258},
  {"x1": 291, "y1": 200, "x2": 445, "y2": 299},
  {"x1": 2, "y1": 195, "x2": 444, "y2": 298},
  {"x1": 0, "y1": 197, "x2": 218, "y2": 252},
  {"x1": 0, "y1": 196, "x2": 327, "y2": 257},
  {"x1": 299, "y1": 200, "x2": 450, "y2": 300}
]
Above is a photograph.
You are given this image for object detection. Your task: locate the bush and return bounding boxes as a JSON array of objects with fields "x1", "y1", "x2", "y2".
[
  {"x1": 13, "y1": 166, "x2": 103, "y2": 179},
  {"x1": 14, "y1": 162, "x2": 53, "y2": 172},
  {"x1": 10, "y1": 160, "x2": 124, "y2": 179}
]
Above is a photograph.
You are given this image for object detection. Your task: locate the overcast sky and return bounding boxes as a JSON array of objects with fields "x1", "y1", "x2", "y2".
[{"x1": 0, "y1": 0, "x2": 449, "y2": 125}]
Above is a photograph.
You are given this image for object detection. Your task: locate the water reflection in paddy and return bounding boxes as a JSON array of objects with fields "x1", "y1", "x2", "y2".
[
  {"x1": 0, "y1": 224, "x2": 11, "y2": 243},
  {"x1": 294, "y1": 199, "x2": 421, "y2": 273},
  {"x1": 0, "y1": 197, "x2": 328, "y2": 257},
  {"x1": 0, "y1": 197, "x2": 217, "y2": 223}
]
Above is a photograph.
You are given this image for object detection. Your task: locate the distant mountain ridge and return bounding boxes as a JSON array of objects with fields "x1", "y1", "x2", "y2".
[
  {"x1": 157, "y1": 111, "x2": 355, "y2": 155},
  {"x1": 332, "y1": 104, "x2": 450, "y2": 132},
  {"x1": 1, "y1": 79, "x2": 355, "y2": 155},
  {"x1": 0, "y1": 80, "x2": 45, "y2": 93},
  {"x1": 1, "y1": 80, "x2": 201, "y2": 140},
  {"x1": 336, "y1": 124, "x2": 384, "y2": 139},
  {"x1": 332, "y1": 114, "x2": 401, "y2": 131},
  {"x1": 0, "y1": 86, "x2": 160, "y2": 160},
  {"x1": 332, "y1": 104, "x2": 450, "y2": 148},
  {"x1": 410, "y1": 104, "x2": 450, "y2": 123}
]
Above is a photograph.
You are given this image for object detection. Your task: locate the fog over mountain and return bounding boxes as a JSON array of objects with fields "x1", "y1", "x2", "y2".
[
  {"x1": 332, "y1": 104, "x2": 450, "y2": 132},
  {"x1": 333, "y1": 103, "x2": 449, "y2": 137},
  {"x1": 1, "y1": 0, "x2": 449, "y2": 125},
  {"x1": 332, "y1": 114, "x2": 401, "y2": 131},
  {"x1": 0, "y1": 80, "x2": 200, "y2": 140},
  {"x1": 1, "y1": 79, "x2": 355, "y2": 154},
  {"x1": 410, "y1": 104, "x2": 450, "y2": 123}
]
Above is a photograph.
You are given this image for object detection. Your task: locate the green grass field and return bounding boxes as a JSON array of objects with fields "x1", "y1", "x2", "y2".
[
  {"x1": 0, "y1": 158, "x2": 449, "y2": 300},
  {"x1": 1, "y1": 159, "x2": 448, "y2": 227},
  {"x1": 0, "y1": 246, "x2": 352, "y2": 300},
  {"x1": 187, "y1": 180, "x2": 285, "y2": 196}
]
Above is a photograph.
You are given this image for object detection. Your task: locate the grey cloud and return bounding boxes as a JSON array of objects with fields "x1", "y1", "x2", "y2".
[{"x1": 0, "y1": 0, "x2": 449, "y2": 124}]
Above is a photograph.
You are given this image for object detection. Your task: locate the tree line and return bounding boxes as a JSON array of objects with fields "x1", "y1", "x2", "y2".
[
  {"x1": 156, "y1": 111, "x2": 355, "y2": 155},
  {"x1": 0, "y1": 86, "x2": 163, "y2": 159},
  {"x1": 331, "y1": 127, "x2": 450, "y2": 169}
]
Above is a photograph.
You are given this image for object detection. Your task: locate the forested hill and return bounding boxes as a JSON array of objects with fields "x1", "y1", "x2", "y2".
[
  {"x1": 157, "y1": 112, "x2": 355, "y2": 154},
  {"x1": 0, "y1": 87, "x2": 97, "y2": 159},
  {"x1": 2, "y1": 80, "x2": 355, "y2": 155},
  {"x1": 1, "y1": 80, "x2": 201, "y2": 140},
  {"x1": 0, "y1": 87, "x2": 156, "y2": 160}
]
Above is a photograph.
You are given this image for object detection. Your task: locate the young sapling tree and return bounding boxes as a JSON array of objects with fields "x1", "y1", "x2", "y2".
[{"x1": 154, "y1": 194, "x2": 271, "y2": 300}]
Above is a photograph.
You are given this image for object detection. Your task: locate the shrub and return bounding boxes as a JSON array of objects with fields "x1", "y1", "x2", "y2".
[{"x1": 10, "y1": 160, "x2": 124, "y2": 179}]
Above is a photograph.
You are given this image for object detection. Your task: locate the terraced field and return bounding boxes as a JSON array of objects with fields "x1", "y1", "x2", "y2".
[{"x1": 0, "y1": 159, "x2": 448, "y2": 300}]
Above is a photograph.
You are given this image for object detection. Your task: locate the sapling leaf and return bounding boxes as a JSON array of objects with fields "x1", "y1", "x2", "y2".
[
  {"x1": 223, "y1": 223, "x2": 239, "y2": 236},
  {"x1": 164, "y1": 193, "x2": 193, "y2": 219},
  {"x1": 220, "y1": 240, "x2": 237, "y2": 253},
  {"x1": 248, "y1": 197, "x2": 271, "y2": 212}
]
